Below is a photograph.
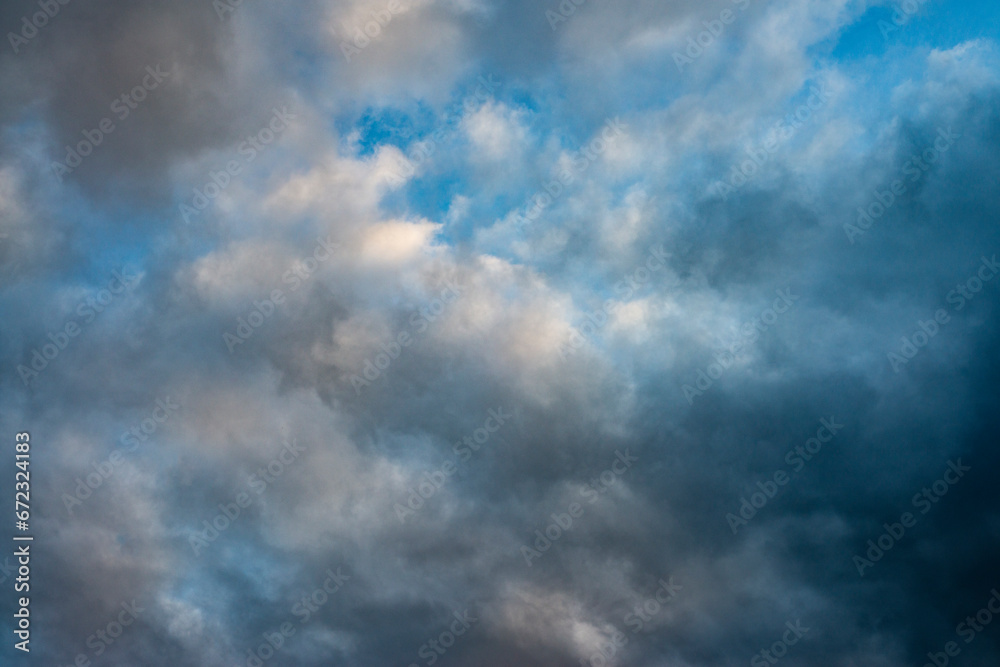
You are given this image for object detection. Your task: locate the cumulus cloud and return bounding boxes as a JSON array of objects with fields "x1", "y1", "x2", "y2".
[{"x1": 2, "y1": 0, "x2": 1000, "y2": 665}]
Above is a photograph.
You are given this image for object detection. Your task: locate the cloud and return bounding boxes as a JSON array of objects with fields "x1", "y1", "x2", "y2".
[{"x1": 3, "y1": 1, "x2": 1000, "y2": 665}]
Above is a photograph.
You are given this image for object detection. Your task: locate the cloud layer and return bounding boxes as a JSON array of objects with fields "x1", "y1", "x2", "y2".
[{"x1": 3, "y1": 0, "x2": 1000, "y2": 665}]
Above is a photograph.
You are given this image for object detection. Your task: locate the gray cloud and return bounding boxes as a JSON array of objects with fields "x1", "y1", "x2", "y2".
[{"x1": 2, "y1": 1, "x2": 1000, "y2": 666}]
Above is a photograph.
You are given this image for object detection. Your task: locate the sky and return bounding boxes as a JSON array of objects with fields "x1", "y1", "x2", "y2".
[{"x1": 2, "y1": 0, "x2": 1000, "y2": 665}]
